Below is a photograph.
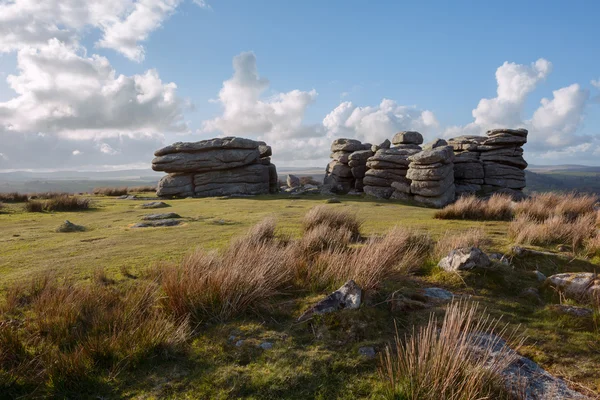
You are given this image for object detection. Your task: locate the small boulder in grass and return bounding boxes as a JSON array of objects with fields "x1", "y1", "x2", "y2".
[
  {"x1": 298, "y1": 280, "x2": 361, "y2": 322},
  {"x1": 132, "y1": 219, "x2": 181, "y2": 228},
  {"x1": 438, "y1": 247, "x2": 491, "y2": 272},
  {"x1": 140, "y1": 201, "x2": 170, "y2": 209},
  {"x1": 141, "y1": 212, "x2": 181, "y2": 221},
  {"x1": 56, "y1": 220, "x2": 86, "y2": 233}
]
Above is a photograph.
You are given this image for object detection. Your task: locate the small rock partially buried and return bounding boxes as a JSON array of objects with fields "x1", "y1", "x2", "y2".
[
  {"x1": 438, "y1": 247, "x2": 491, "y2": 272},
  {"x1": 358, "y1": 346, "x2": 376, "y2": 359},
  {"x1": 56, "y1": 220, "x2": 86, "y2": 233},
  {"x1": 132, "y1": 220, "x2": 181, "y2": 228},
  {"x1": 298, "y1": 280, "x2": 361, "y2": 322},
  {"x1": 140, "y1": 201, "x2": 170, "y2": 209},
  {"x1": 141, "y1": 212, "x2": 181, "y2": 221}
]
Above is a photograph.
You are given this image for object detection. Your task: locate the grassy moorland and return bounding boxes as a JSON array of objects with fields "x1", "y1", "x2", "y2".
[{"x1": 0, "y1": 192, "x2": 599, "y2": 399}]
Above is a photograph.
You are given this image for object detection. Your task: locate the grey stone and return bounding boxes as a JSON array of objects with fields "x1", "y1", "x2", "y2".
[
  {"x1": 348, "y1": 149, "x2": 374, "y2": 163},
  {"x1": 195, "y1": 182, "x2": 270, "y2": 197},
  {"x1": 406, "y1": 163, "x2": 453, "y2": 181},
  {"x1": 351, "y1": 165, "x2": 367, "y2": 178},
  {"x1": 358, "y1": 346, "x2": 376, "y2": 359},
  {"x1": 546, "y1": 273, "x2": 600, "y2": 302},
  {"x1": 408, "y1": 146, "x2": 455, "y2": 165},
  {"x1": 454, "y1": 163, "x2": 484, "y2": 180},
  {"x1": 411, "y1": 177, "x2": 454, "y2": 197},
  {"x1": 484, "y1": 177, "x2": 526, "y2": 189},
  {"x1": 154, "y1": 137, "x2": 262, "y2": 156},
  {"x1": 331, "y1": 138, "x2": 364, "y2": 152},
  {"x1": 364, "y1": 185, "x2": 394, "y2": 199},
  {"x1": 152, "y1": 148, "x2": 260, "y2": 173},
  {"x1": 235, "y1": 340, "x2": 244, "y2": 347},
  {"x1": 132, "y1": 219, "x2": 181, "y2": 228},
  {"x1": 258, "y1": 142, "x2": 272, "y2": 158},
  {"x1": 480, "y1": 146, "x2": 523, "y2": 157},
  {"x1": 480, "y1": 154, "x2": 528, "y2": 169},
  {"x1": 447, "y1": 135, "x2": 486, "y2": 151},
  {"x1": 392, "y1": 131, "x2": 424, "y2": 145},
  {"x1": 468, "y1": 333, "x2": 590, "y2": 400},
  {"x1": 422, "y1": 138, "x2": 448, "y2": 150},
  {"x1": 421, "y1": 287, "x2": 454, "y2": 302},
  {"x1": 140, "y1": 201, "x2": 170, "y2": 209},
  {"x1": 287, "y1": 174, "x2": 301, "y2": 188},
  {"x1": 379, "y1": 139, "x2": 391, "y2": 149},
  {"x1": 330, "y1": 151, "x2": 351, "y2": 163},
  {"x1": 328, "y1": 161, "x2": 354, "y2": 178},
  {"x1": 438, "y1": 247, "x2": 491, "y2": 271},
  {"x1": 268, "y1": 164, "x2": 279, "y2": 194},
  {"x1": 391, "y1": 180, "x2": 411, "y2": 194},
  {"x1": 488, "y1": 252, "x2": 510, "y2": 265},
  {"x1": 298, "y1": 280, "x2": 362, "y2": 322},
  {"x1": 413, "y1": 185, "x2": 455, "y2": 208},
  {"x1": 56, "y1": 220, "x2": 85, "y2": 233},
  {"x1": 390, "y1": 191, "x2": 413, "y2": 201},
  {"x1": 366, "y1": 160, "x2": 410, "y2": 170},
  {"x1": 365, "y1": 168, "x2": 408, "y2": 180},
  {"x1": 486, "y1": 128, "x2": 528, "y2": 138},
  {"x1": 483, "y1": 134, "x2": 527, "y2": 146},
  {"x1": 393, "y1": 144, "x2": 423, "y2": 150},
  {"x1": 141, "y1": 213, "x2": 181, "y2": 221},
  {"x1": 453, "y1": 151, "x2": 481, "y2": 163},
  {"x1": 549, "y1": 304, "x2": 593, "y2": 318},
  {"x1": 534, "y1": 270, "x2": 546, "y2": 282},
  {"x1": 455, "y1": 183, "x2": 482, "y2": 194},
  {"x1": 157, "y1": 174, "x2": 194, "y2": 197},
  {"x1": 408, "y1": 161, "x2": 446, "y2": 170},
  {"x1": 258, "y1": 342, "x2": 274, "y2": 350}
]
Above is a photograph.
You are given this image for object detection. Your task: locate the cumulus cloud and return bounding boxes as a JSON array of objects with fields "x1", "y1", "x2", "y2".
[
  {"x1": 444, "y1": 58, "x2": 592, "y2": 157},
  {"x1": 0, "y1": 39, "x2": 186, "y2": 135},
  {"x1": 323, "y1": 99, "x2": 439, "y2": 145},
  {"x1": 0, "y1": 0, "x2": 206, "y2": 61}
]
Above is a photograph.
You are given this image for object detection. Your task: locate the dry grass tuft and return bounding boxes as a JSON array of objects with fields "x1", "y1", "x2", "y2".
[
  {"x1": 303, "y1": 205, "x2": 362, "y2": 240},
  {"x1": 378, "y1": 301, "x2": 519, "y2": 400},
  {"x1": 509, "y1": 213, "x2": 597, "y2": 252},
  {"x1": 514, "y1": 192, "x2": 598, "y2": 222},
  {"x1": 24, "y1": 196, "x2": 91, "y2": 212},
  {"x1": 155, "y1": 220, "x2": 297, "y2": 322},
  {"x1": 93, "y1": 187, "x2": 129, "y2": 196},
  {"x1": 128, "y1": 185, "x2": 156, "y2": 193},
  {"x1": 24, "y1": 200, "x2": 44, "y2": 212},
  {"x1": 435, "y1": 194, "x2": 513, "y2": 221},
  {"x1": 298, "y1": 224, "x2": 354, "y2": 256},
  {"x1": 0, "y1": 192, "x2": 28, "y2": 202},
  {"x1": 28, "y1": 192, "x2": 69, "y2": 200},
  {"x1": 0, "y1": 275, "x2": 189, "y2": 395},
  {"x1": 433, "y1": 228, "x2": 489, "y2": 261},
  {"x1": 309, "y1": 227, "x2": 431, "y2": 291}
]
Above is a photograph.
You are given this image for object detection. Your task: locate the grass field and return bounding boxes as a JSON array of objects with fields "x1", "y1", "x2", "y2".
[{"x1": 1, "y1": 193, "x2": 599, "y2": 399}]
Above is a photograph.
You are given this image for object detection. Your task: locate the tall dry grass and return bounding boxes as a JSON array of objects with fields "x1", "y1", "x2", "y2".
[
  {"x1": 93, "y1": 187, "x2": 129, "y2": 196},
  {"x1": 0, "y1": 192, "x2": 28, "y2": 202},
  {"x1": 514, "y1": 192, "x2": 598, "y2": 222},
  {"x1": 23, "y1": 195, "x2": 91, "y2": 212},
  {"x1": 156, "y1": 220, "x2": 297, "y2": 322},
  {"x1": 128, "y1": 185, "x2": 156, "y2": 193},
  {"x1": 308, "y1": 228, "x2": 431, "y2": 291},
  {"x1": 0, "y1": 274, "x2": 189, "y2": 395},
  {"x1": 378, "y1": 301, "x2": 519, "y2": 400},
  {"x1": 433, "y1": 228, "x2": 489, "y2": 261},
  {"x1": 509, "y1": 213, "x2": 597, "y2": 252},
  {"x1": 303, "y1": 205, "x2": 362, "y2": 241},
  {"x1": 435, "y1": 194, "x2": 514, "y2": 221}
]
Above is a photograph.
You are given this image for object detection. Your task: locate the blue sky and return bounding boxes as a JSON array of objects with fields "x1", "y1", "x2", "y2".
[{"x1": 0, "y1": 0, "x2": 598, "y2": 170}]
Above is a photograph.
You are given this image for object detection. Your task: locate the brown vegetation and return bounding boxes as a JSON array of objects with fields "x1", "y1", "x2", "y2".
[
  {"x1": 378, "y1": 301, "x2": 519, "y2": 400},
  {"x1": 434, "y1": 194, "x2": 513, "y2": 221},
  {"x1": 128, "y1": 185, "x2": 156, "y2": 193},
  {"x1": 302, "y1": 205, "x2": 362, "y2": 241},
  {"x1": 24, "y1": 195, "x2": 92, "y2": 212},
  {"x1": 433, "y1": 228, "x2": 489, "y2": 261},
  {"x1": 93, "y1": 187, "x2": 129, "y2": 196},
  {"x1": 0, "y1": 192, "x2": 28, "y2": 202}
]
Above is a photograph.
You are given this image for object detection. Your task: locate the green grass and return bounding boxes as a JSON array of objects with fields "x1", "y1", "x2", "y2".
[{"x1": 1, "y1": 194, "x2": 599, "y2": 398}]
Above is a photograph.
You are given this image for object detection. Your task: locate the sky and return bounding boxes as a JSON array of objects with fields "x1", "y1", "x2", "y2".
[{"x1": 0, "y1": 0, "x2": 599, "y2": 171}]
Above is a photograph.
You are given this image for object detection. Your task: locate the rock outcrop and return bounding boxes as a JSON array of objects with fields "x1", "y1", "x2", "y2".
[
  {"x1": 403, "y1": 145, "x2": 455, "y2": 207},
  {"x1": 324, "y1": 139, "x2": 372, "y2": 194},
  {"x1": 153, "y1": 137, "x2": 278, "y2": 198},
  {"x1": 438, "y1": 247, "x2": 491, "y2": 271}
]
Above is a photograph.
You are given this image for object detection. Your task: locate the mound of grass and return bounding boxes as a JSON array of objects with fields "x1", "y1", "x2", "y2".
[
  {"x1": 435, "y1": 194, "x2": 514, "y2": 221},
  {"x1": 378, "y1": 301, "x2": 519, "y2": 400},
  {"x1": 0, "y1": 192, "x2": 28, "y2": 202},
  {"x1": 303, "y1": 205, "x2": 362, "y2": 240},
  {"x1": 433, "y1": 228, "x2": 489, "y2": 261},
  {"x1": 93, "y1": 187, "x2": 129, "y2": 196},
  {"x1": 128, "y1": 185, "x2": 156, "y2": 193}
]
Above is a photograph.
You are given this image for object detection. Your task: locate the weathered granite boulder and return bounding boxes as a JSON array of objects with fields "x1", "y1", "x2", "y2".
[
  {"x1": 364, "y1": 185, "x2": 395, "y2": 199},
  {"x1": 408, "y1": 146, "x2": 455, "y2": 165},
  {"x1": 392, "y1": 131, "x2": 424, "y2": 145},
  {"x1": 157, "y1": 174, "x2": 194, "y2": 197},
  {"x1": 287, "y1": 174, "x2": 301, "y2": 188},
  {"x1": 422, "y1": 138, "x2": 448, "y2": 150},
  {"x1": 546, "y1": 273, "x2": 600, "y2": 302},
  {"x1": 438, "y1": 247, "x2": 491, "y2": 271},
  {"x1": 298, "y1": 280, "x2": 362, "y2": 322},
  {"x1": 153, "y1": 147, "x2": 260, "y2": 173},
  {"x1": 406, "y1": 163, "x2": 453, "y2": 181},
  {"x1": 331, "y1": 138, "x2": 364, "y2": 152},
  {"x1": 413, "y1": 186, "x2": 455, "y2": 208}
]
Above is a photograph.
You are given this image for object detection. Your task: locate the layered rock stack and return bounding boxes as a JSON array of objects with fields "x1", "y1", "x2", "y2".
[
  {"x1": 152, "y1": 137, "x2": 278, "y2": 198},
  {"x1": 447, "y1": 136, "x2": 486, "y2": 196},
  {"x1": 324, "y1": 139, "x2": 371, "y2": 194},
  {"x1": 480, "y1": 128, "x2": 528, "y2": 197},
  {"x1": 348, "y1": 149, "x2": 374, "y2": 191},
  {"x1": 404, "y1": 145, "x2": 456, "y2": 208}
]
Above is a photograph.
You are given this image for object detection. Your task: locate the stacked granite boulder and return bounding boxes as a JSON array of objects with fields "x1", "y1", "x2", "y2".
[
  {"x1": 152, "y1": 137, "x2": 278, "y2": 198},
  {"x1": 324, "y1": 139, "x2": 371, "y2": 194},
  {"x1": 404, "y1": 145, "x2": 456, "y2": 208},
  {"x1": 362, "y1": 132, "x2": 423, "y2": 199},
  {"x1": 447, "y1": 136, "x2": 486, "y2": 196},
  {"x1": 479, "y1": 128, "x2": 528, "y2": 197},
  {"x1": 348, "y1": 149, "x2": 374, "y2": 191}
]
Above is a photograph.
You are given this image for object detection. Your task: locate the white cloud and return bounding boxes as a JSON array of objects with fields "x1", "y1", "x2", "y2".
[
  {"x1": 323, "y1": 99, "x2": 439, "y2": 145},
  {"x1": 193, "y1": 0, "x2": 211, "y2": 9},
  {"x1": 0, "y1": 0, "x2": 207, "y2": 61},
  {"x1": 72, "y1": 150, "x2": 82, "y2": 155},
  {"x1": 592, "y1": 79, "x2": 600, "y2": 89},
  {"x1": 0, "y1": 39, "x2": 186, "y2": 135}
]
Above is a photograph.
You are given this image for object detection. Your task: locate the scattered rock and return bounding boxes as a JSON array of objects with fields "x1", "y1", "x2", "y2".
[
  {"x1": 132, "y1": 220, "x2": 181, "y2": 228},
  {"x1": 546, "y1": 272, "x2": 600, "y2": 302},
  {"x1": 488, "y1": 252, "x2": 510, "y2": 266},
  {"x1": 298, "y1": 280, "x2": 362, "y2": 322},
  {"x1": 438, "y1": 247, "x2": 491, "y2": 272},
  {"x1": 141, "y1": 213, "x2": 181, "y2": 221},
  {"x1": 117, "y1": 195, "x2": 137, "y2": 200},
  {"x1": 422, "y1": 287, "x2": 454, "y2": 302},
  {"x1": 534, "y1": 270, "x2": 547, "y2": 282},
  {"x1": 520, "y1": 287, "x2": 542, "y2": 304},
  {"x1": 258, "y1": 342, "x2": 273, "y2": 350},
  {"x1": 56, "y1": 220, "x2": 86, "y2": 233},
  {"x1": 549, "y1": 304, "x2": 593, "y2": 318},
  {"x1": 287, "y1": 174, "x2": 301, "y2": 188},
  {"x1": 140, "y1": 201, "x2": 170, "y2": 209},
  {"x1": 392, "y1": 131, "x2": 424, "y2": 145},
  {"x1": 422, "y1": 138, "x2": 448, "y2": 150},
  {"x1": 358, "y1": 346, "x2": 376, "y2": 359},
  {"x1": 235, "y1": 340, "x2": 244, "y2": 347},
  {"x1": 468, "y1": 333, "x2": 590, "y2": 399}
]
